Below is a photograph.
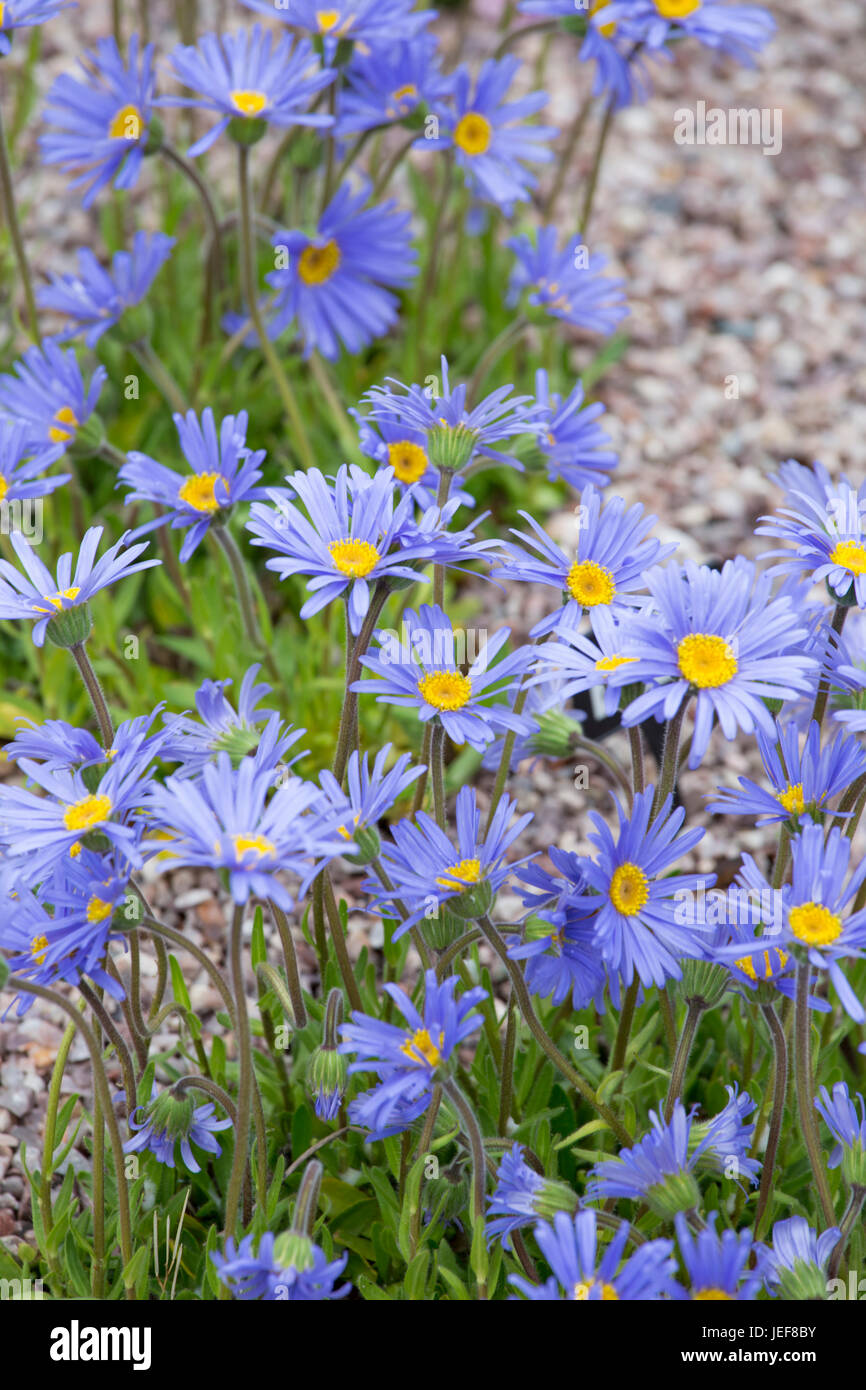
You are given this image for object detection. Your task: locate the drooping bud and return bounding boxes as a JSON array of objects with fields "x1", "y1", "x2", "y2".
[
  {"x1": 45, "y1": 604, "x2": 93, "y2": 649},
  {"x1": 343, "y1": 823, "x2": 382, "y2": 866},
  {"x1": 529, "y1": 709, "x2": 582, "y2": 759},
  {"x1": 309, "y1": 990, "x2": 347, "y2": 1120}
]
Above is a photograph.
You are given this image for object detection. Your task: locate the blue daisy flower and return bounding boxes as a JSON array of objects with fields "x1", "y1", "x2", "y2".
[
  {"x1": 365, "y1": 784, "x2": 533, "y2": 936},
  {"x1": 487, "y1": 1143, "x2": 579, "y2": 1250},
  {"x1": 0, "y1": 524, "x2": 159, "y2": 647},
  {"x1": 619, "y1": 557, "x2": 818, "y2": 769},
  {"x1": 212, "y1": 1231, "x2": 349, "y2": 1301},
  {"x1": 530, "y1": 608, "x2": 642, "y2": 719},
  {"x1": 124, "y1": 1083, "x2": 232, "y2": 1173},
  {"x1": 118, "y1": 407, "x2": 269, "y2": 562},
  {"x1": 39, "y1": 35, "x2": 155, "y2": 207},
  {"x1": 508, "y1": 1208, "x2": 677, "y2": 1301},
  {"x1": 0, "y1": 419, "x2": 68, "y2": 503},
  {"x1": 673, "y1": 1212, "x2": 762, "y2": 1301},
  {"x1": 160, "y1": 665, "x2": 301, "y2": 778},
  {"x1": 532, "y1": 368, "x2": 619, "y2": 491},
  {"x1": 339, "y1": 969, "x2": 487, "y2": 1138},
  {"x1": 145, "y1": 754, "x2": 346, "y2": 910},
  {"x1": 573, "y1": 786, "x2": 711, "y2": 989},
  {"x1": 318, "y1": 744, "x2": 425, "y2": 851},
  {"x1": 263, "y1": 180, "x2": 417, "y2": 360},
  {"x1": 606, "y1": 0, "x2": 776, "y2": 66},
  {"x1": 507, "y1": 228, "x2": 629, "y2": 336},
  {"x1": 507, "y1": 905, "x2": 608, "y2": 1012},
  {"x1": 353, "y1": 603, "x2": 534, "y2": 751},
  {"x1": 0, "y1": 0, "x2": 74, "y2": 54},
  {"x1": 364, "y1": 354, "x2": 541, "y2": 473},
  {"x1": 336, "y1": 34, "x2": 454, "y2": 135},
  {"x1": 758, "y1": 477, "x2": 866, "y2": 609},
  {"x1": 497, "y1": 485, "x2": 673, "y2": 638},
  {"x1": 814, "y1": 1082, "x2": 866, "y2": 1186},
  {"x1": 246, "y1": 465, "x2": 480, "y2": 636},
  {"x1": 759, "y1": 1215, "x2": 840, "y2": 1300},
  {"x1": 0, "y1": 339, "x2": 106, "y2": 453},
  {"x1": 689, "y1": 1083, "x2": 760, "y2": 1187},
  {"x1": 349, "y1": 406, "x2": 473, "y2": 508},
  {"x1": 38, "y1": 232, "x2": 175, "y2": 347},
  {"x1": 238, "y1": 0, "x2": 433, "y2": 62},
  {"x1": 708, "y1": 717, "x2": 866, "y2": 826},
  {"x1": 5, "y1": 705, "x2": 168, "y2": 777},
  {"x1": 578, "y1": 9, "x2": 661, "y2": 109},
  {"x1": 430, "y1": 56, "x2": 557, "y2": 212},
  {"x1": 159, "y1": 26, "x2": 334, "y2": 157}
]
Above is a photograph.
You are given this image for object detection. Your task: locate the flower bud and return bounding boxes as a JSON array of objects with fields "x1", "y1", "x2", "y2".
[
  {"x1": 528, "y1": 709, "x2": 582, "y2": 759},
  {"x1": 426, "y1": 424, "x2": 478, "y2": 473},
  {"x1": 68, "y1": 413, "x2": 106, "y2": 460},
  {"x1": 680, "y1": 960, "x2": 729, "y2": 1010},
  {"x1": 228, "y1": 115, "x2": 267, "y2": 146},
  {"x1": 644, "y1": 1171, "x2": 701, "y2": 1221},
  {"x1": 45, "y1": 605, "x2": 92, "y2": 649}
]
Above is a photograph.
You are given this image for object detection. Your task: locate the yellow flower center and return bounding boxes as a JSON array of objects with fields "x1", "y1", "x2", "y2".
[
  {"x1": 788, "y1": 901, "x2": 843, "y2": 947},
  {"x1": 777, "y1": 783, "x2": 805, "y2": 816},
  {"x1": 63, "y1": 794, "x2": 113, "y2": 833},
  {"x1": 109, "y1": 104, "x2": 143, "y2": 140},
  {"x1": 35, "y1": 586, "x2": 81, "y2": 614},
  {"x1": 0, "y1": 476, "x2": 7, "y2": 500},
  {"x1": 87, "y1": 895, "x2": 114, "y2": 924},
  {"x1": 338, "y1": 813, "x2": 360, "y2": 842},
  {"x1": 417, "y1": 670, "x2": 472, "y2": 711},
  {"x1": 735, "y1": 948, "x2": 788, "y2": 983},
  {"x1": 388, "y1": 440, "x2": 428, "y2": 484},
  {"x1": 178, "y1": 472, "x2": 226, "y2": 514},
  {"x1": 566, "y1": 559, "x2": 616, "y2": 607},
  {"x1": 232, "y1": 833, "x2": 276, "y2": 861},
  {"x1": 609, "y1": 862, "x2": 649, "y2": 916},
  {"x1": 454, "y1": 111, "x2": 492, "y2": 156},
  {"x1": 69, "y1": 842, "x2": 82, "y2": 859},
  {"x1": 400, "y1": 1027, "x2": 444, "y2": 1068},
  {"x1": 830, "y1": 540, "x2": 866, "y2": 576},
  {"x1": 31, "y1": 934, "x2": 49, "y2": 965},
  {"x1": 654, "y1": 0, "x2": 701, "y2": 17},
  {"x1": 590, "y1": 0, "x2": 617, "y2": 37},
  {"x1": 316, "y1": 8, "x2": 348, "y2": 32},
  {"x1": 595, "y1": 654, "x2": 637, "y2": 673},
  {"x1": 694, "y1": 1288, "x2": 733, "y2": 1300},
  {"x1": 392, "y1": 83, "x2": 418, "y2": 106},
  {"x1": 328, "y1": 537, "x2": 381, "y2": 578},
  {"x1": 298, "y1": 239, "x2": 342, "y2": 285},
  {"x1": 574, "y1": 1279, "x2": 619, "y2": 1300},
  {"x1": 435, "y1": 857, "x2": 483, "y2": 890},
  {"x1": 49, "y1": 405, "x2": 79, "y2": 443},
  {"x1": 677, "y1": 633, "x2": 738, "y2": 688},
  {"x1": 230, "y1": 89, "x2": 268, "y2": 118}
]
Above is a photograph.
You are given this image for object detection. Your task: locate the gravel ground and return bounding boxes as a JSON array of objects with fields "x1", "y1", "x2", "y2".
[{"x1": 2, "y1": 0, "x2": 865, "y2": 1249}]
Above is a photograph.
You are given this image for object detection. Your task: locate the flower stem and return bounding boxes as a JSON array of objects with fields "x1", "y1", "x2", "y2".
[
  {"x1": 69, "y1": 642, "x2": 114, "y2": 749},
  {"x1": 498, "y1": 1003, "x2": 517, "y2": 1136},
  {"x1": 811, "y1": 603, "x2": 849, "y2": 726},
  {"x1": 543, "y1": 92, "x2": 594, "y2": 218},
  {"x1": 332, "y1": 581, "x2": 392, "y2": 784},
  {"x1": 40, "y1": 1015, "x2": 78, "y2": 1287},
  {"x1": 611, "y1": 976, "x2": 640, "y2": 1077},
  {"x1": 431, "y1": 722, "x2": 447, "y2": 830},
  {"x1": 794, "y1": 960, "x2": 836, "y2": 1226},
  {"x1": 210, "y1": 522, "x2": 264, "y2": 649},
  {"x1": 0, "y1": 101, "x2": 40, "y2": 341},
  {"x1": 322, "y1": 871, "x2": 363, "y2": 1013},
  {"x1": 236, "y1": 144, "x2": 316, "y2": 470},
  {"x1": 754, "y1": 1002, "x2": 788, "y2": 1239},
  {"x1": 269, "y1": 899, "x2": 308, "y2": 1029},
  {"x1": 664, "y1": 997, "x2": 703, "y2": 1121},
  {"x1": 224, "y1": 904, "x2": 253, "y2": 1240},
  {"x1": 130, "y1": 339, "x2": 189, "y2": 414},
  {"x1": 651, "y1": 700, "x2": 687, "y2": 818},
  {"x1": 828, "y1": 1185, "x2": 866, "y2": 1280}
]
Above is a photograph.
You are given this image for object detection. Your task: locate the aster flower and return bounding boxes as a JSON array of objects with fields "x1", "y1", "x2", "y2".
[
  {"x1": 604, "y1": 0, "x2": 776, "y2": 66},
  {"x1": 507, "y1": 228, "x2": 628, "y2": 336},
  {"x1": 815, "y1": 1082, "x2": 866, "y2": 1187},
  {"x1": 673, "y1": 1212, "x2": 762, "y2": 1301},
  {"x1": 246, "y1": 465, "x2": 480, "y2": 636},
  {"x1": 572, "y1": 787, "x2": 711, "y2": 989},
  {"x1": 353, "y1": 603, "x2": 534, "y2": 750},
  {"x1": 758, "y1": 477, "x2": 866, "y2": 609},
  {"x1": 708, "y1": 718, "x2": 866, "y2": 826},
  {"x1": 0, "y1": 339, "x2": 106, "y2": 453},
  {"x1": 212, "y1": 1232, "x2": 349, "y2": 1301},
  {"x1": 145, "y1": 754, "x2": 346, "y2": 910},
  {"x1": 619, "y1": 557, "x2": 818, "y2": 770},
  {"x1": 480, "y1": 668, "x2": 586, "y2": 774},
  {"x1": 430, "y1": 57, "x2": 557, "y2": 212},
  {"x1": 318, "y1": 744, "x2": 424, "y2": 859},
  {"x1": 364, "y1": 354, "x2": 541, "y2": 473},
  {"x1": 38, "y1": 232, "x2": 175, "y2": 347},
  {"x1": 578, "y1": 8, "x2": 661, "y2": 109},
  {"x1": 39, "y1": 35, "x2": 155, "y2": 207},
  {"x1": 0, "y1": 420, "x2": 68, "y2": 504},
  {"x1": 0, "y1": 524, "x2": 159, "y2": 647},
  {"x1": 5, "y1": 706, "x2": 167, "y2": 778},
  {"x1": 487, "y1": 1144, "x2": 578, "y2": 1250},
  {"x1": 159, "y1": 26, "x2": 334, "y2": 157},
  {"x1": 725, "y1": 824, "x2": 866, "y2": 1023},
  {"x1": 339, "y1": 969, "x2": 487, "y2": 1139},
  {"x1": 160, "y1": 665, "x2": 301, "y2": 778},
  {"x1": 118, "y1": 408, "x2": 268, "y2": 561},
  {"x1": 350, "y1": 407, "x2": 475, "y2": 510},
  {"x1": 238, "y1": 0, "x2": 433, "y2": 62},
  {"x1": 689, "y1": 1083, "x2": 760, "y2": 1187},
  {"x1": 531, "y1": 368, "x2": 618, "y2": 491},
  {"x1": 365, "y1": 785, "x2": 533, "y2": 937},
  {"x1": 336, "y1": 35, "x2": 453, "y2": 135},
  {"x1": 759, "y1": 1215, "x2": 841, "y2": 1301},
  {"x1": 497, "y1": 485, "x2": 672, "y2": 639},
  {"x1": 509, "y1": 905, "x2": 608, "y2": 1012},
  {"x1": 0, "y1": 0, "x2": 74, "y2": 54},
  {"x1": 124, "y1": 1083, "x2": 232, "y2": 1172},
  {"x1": 508, "y1": 1209, "x2": 677, "y2": 1301},
  {"x1": 263, "y1": 181, "x2": 417, "y2": 360},
  {"x1": 531, "y1": 608, "x2": 642, "y2": 719}
]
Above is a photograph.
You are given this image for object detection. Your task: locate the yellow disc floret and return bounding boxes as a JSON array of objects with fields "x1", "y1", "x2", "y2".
[
  {"x1": 64, "y1": 794, "x2": 113, "y2": 833},
  {"x1": 49, "y1": 406, "x2": 79, "y2": 443},
  {"x1": 388, "y1": 440, "x2": 428, "y2": 484},
  {"x1": 777, "y1": 783, "x2": 805, "y2": 816},
  {"x1": 31, "y1": 934, "x2": 49, "y2": 965},
  {"x1": 830, "y1": 540, "x2": 866, "y2": 576},
  {"x1": 417, "y1": 670, "x2": 472, "y2": 711},
  {"x1": 654, "y1": 0, "x2": 701, "y2": 17},
  {"x1": 590, "y1": 0, "x2": 617, "y2": 37},
  {"x1": 400, "y1": 1027, "x2": 444, "y2": 1068},
  {"x1": 735, "y1": 948, "x2": 788, "y2": 983},
  {"x1": 298, "y1": 239, "x2": 342, "y2": 285},
  {"x1": 109, "y1": 104, "x2": 143, "y2": 140},
  {"x1": 86, "y1": 895, "x2": 114, "y2": 924},
  {"x1": 788, "y1": 901, "x2": 843, "y2": 947},
  {"x1": 232, "y1": 834, "x2": 276, "y2": 861},
  {"x1": 609, "y1": 862, "x2": 649, "y2": 916},
  {"x1": 436, "y1": 858, "x2": 483, "y2": 890},
  {"x1": 454, "y1": 111, "x2": 492, "y2": 156},
  {"x1": 566, "y1": 559, "x2": 616, "y2": 608},
  {"x1": 178, "y1": 472, "x2": 226, "y2": 513},
  {"x1": 694, "y1": 1288, "x2": 734, "y2": 1300},
  {"x1": 574, "y1": 1279, "x2": 619, "y2": 1300},
  {"x1": 677, "y1": 633, "x2": 738, "y2": 688},
  {"x1": 328, "y1": 537, "x2": 381, "y2": 578},
  {"x1": 595, "y1": 654, "x2": 637, "y2": 673},
  {"x1": 230, "y1": 89, "x2": 268, "y2": 118}
]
